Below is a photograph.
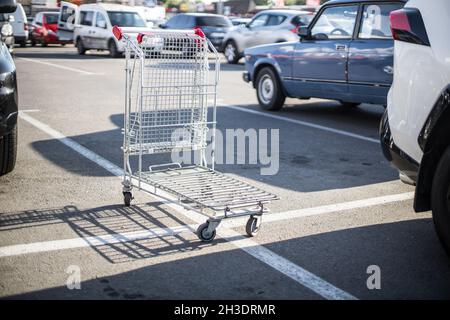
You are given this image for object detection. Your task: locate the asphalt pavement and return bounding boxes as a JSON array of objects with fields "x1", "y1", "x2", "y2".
[{"x1": 0, "y1": 45, "x2": 449, "y2": 300}]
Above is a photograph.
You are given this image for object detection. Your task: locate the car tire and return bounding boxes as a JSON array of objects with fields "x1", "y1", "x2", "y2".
[
  {"x1": 431, "y1": 145, "x2": 450, "y2": 256},
  {"x1": 20, "y1": 41, "x2": 26, "y2": 48},
  {"x1": 109, "y1": 40, "x2": 121, "y2": 58},
  {"x1": 31, "y1": 39, "x2": 36, "y2": 47},
  {"x1": 255, "y1": 67, "x2": 286, "y2": 111},
  {"x1": 0, "y1": 125, "x2": 18, "y2": 176},
  {"x1": 340, "y1": 101, "x2": 360, "y2": 108},
  {"x1": 41, "y1": 41, "x2": 48, "y2": 47},
  {"x1": 76, "y1": 38, "x2": 86, "y2": 55},
  {"x1": 224, "y1": 41, "x2": 240, "y2": 64}
]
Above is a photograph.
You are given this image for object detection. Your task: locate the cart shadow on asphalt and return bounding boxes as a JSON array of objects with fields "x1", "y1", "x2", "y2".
[
  {"x1": 30, "y1": 103, "x2": 399, "y2": 193},
  {"x1": 14, "y1": 50, "x2": 113, "y2": 61},
  {"x1": 3, "y1": 218, "x2": 450, "y2": 299},
  {"x1": 0, "y1": 203, "x2": 223, "y2": 264}
]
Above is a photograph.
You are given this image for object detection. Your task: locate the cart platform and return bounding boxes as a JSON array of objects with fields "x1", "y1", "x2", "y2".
[{"x1": 139, "y1": 166, "x2": 278, "y2": 211}]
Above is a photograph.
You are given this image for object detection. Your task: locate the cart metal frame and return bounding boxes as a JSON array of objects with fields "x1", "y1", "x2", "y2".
[{"x1": 113, "y1": 26, "x2": 278, "y2": 241}]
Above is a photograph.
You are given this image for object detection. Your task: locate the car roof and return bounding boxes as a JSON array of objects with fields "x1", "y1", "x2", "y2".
[
  {"x1": 79, "y1": 3, "x2": 139, "y2": 12},
  {"x1": 325, "y1": 0, "x2": 406, "y2": 5},
  {"x1": 180, "y1": 13, "x2": 227, "y2": 17},
  {"x1": 257, "y1": 9, "x2": 311, "y2": 16}
]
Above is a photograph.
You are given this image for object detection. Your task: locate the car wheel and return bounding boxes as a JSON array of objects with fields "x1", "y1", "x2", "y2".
[
  {"x1": 0, "y1": 125, "x2": 18, "y2": 176},
  {"x1": 20, "y1": 41, "x2": 26, "y2": 47},
  {"x1": 31, "y1": 40, "x2": 36, "y2": 47},
  {"x1": 109, "y1": 40, "x2": 121, "y2": 58},
  {"x1": 431, "y1": 145, "x2": 450, "y2": 256},
  {"x1": 41, "y1": 41, "x2": 48, "y2": 47},
  {"x1": 340, "y1": 101, "x2": 360, "y2": 108},
  {"x1": 255, "y1": 67, "x2": 286, "y2": 111},
  {"x1": 76, "y1": 38, "x2": 86, "y2": 55},
  {"x1": 224, "y1": 41, "x2": 240, "y2": 64}
]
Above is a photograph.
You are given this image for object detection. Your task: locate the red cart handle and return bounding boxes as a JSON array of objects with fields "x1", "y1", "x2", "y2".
[{"x1": 112, "y1": 25, "x2": 122, "y2": 40}]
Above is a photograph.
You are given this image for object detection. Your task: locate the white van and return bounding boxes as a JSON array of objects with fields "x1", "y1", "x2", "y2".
[
  {"x1": 57, "y1": 2, "x2": 153, "y2": 57},
  {"x1": 11, "y1": 3, "x2": 28, "y2": 47}
]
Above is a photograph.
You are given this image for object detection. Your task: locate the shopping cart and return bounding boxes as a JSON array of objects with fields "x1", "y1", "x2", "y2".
[{"x1": 113, "y1": 26, "x2": 278, "y2": 242}]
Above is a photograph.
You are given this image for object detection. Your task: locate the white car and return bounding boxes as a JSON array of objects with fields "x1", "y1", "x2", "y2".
[
  {"x1": 381, "y1": 0, "x2": 450, "y2": 254},
  {"x1": 57, "y1": 2, "x2": 153, "y2": 57},
  {"x1": 10, "y1": 3, "x2": 27, "y2": 47}
]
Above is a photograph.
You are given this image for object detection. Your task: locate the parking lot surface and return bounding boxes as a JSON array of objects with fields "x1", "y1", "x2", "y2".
[{"x1": 1, "y1": 46, "x2": 449, "y2": 300}]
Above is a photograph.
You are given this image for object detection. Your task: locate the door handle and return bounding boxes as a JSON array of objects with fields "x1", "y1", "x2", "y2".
[
  {"x1": 335, "y1": 44, "x2": 348, "y2": 51},
  {"x1": 383, "y1": 66, "x2": 394, "y2": 75}
]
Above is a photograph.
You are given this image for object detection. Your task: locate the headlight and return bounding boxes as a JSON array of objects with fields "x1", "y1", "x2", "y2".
[
  {"x1": 1, "y1": 24, "x2": 13, "y2": 37},
  {"x1": 245, "y1": 54, "x2": 252, "y2": 61}
]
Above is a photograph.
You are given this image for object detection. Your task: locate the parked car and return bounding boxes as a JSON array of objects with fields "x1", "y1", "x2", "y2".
[
  {"x1": 0, "y1": 0, "x2": 18, "y2": 177},
  {"x1": 243, "y1": 0, "x2": 406, "y2": 111},
  {"x1": 0, "y1": 11, "x2": 14, "y2": 52},
  {"x1": 10, "y1": 3, "x2": 27, "y2": 47},
  {"x1": 230, "y1": 17, "x2": 251, "y2": 26},
  {"x1": 222, "y1": 10, "x2": 314, "y2": 64},
  {"x1": 380, "y1": 0, "x2": 450, "y2": 254},
  {"x1": 57, "y1": 2, "x2": 153, "y2": 57},
  {"x1": 160, "y1": 13, "x2": 232, "y2": 50},
  {"x1": 31, "y1": 12, "x2": 70, "y2": 46}
]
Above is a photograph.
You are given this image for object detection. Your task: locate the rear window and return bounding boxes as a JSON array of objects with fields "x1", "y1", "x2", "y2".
[
  {"x1": 44, "y1": 14, "x2": 58, "y2": 24},
  {"x1": 107, "y1": 11, "x2": 146, "y2": 28},
  {"x1": 195, "y1": 16, "x2": 231, "y2": 27},
  {"x1": 291, "y1": 14, "x2": 313, "y2": 27}
]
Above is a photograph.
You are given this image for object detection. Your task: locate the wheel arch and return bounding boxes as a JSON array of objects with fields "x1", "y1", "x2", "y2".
[
  {"x1": 252, "y1": 62, "x2": 288, "y2": 97},
  {"x1": 415, "y1": 86, "x2": 450, "y2": 212}
]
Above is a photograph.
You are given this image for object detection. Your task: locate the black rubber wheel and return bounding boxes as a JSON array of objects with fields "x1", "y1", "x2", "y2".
[
  {"x1": 123, "y1": 192, "x2": 133, "y2": 207},
  {"x1": 31, "y1": 40, "x2": 36, "y2": 47},
  {"x1": 255, "y1": 67, "x2": 286, "y2": 111},
  {"x1": 196, "y1": 222, "x2": 216, "y2": 242},
  {"x1": 245, "y1": 216, "x2": 261, "y2": 237},
  {"x1": 224, "y1": 41, "x2": 240, "y2": 64},
  {"x1": 431, "y1": 146, "x2": 450, "y2": 256},
  {"x1": 61, "y1": 43, "x2": 66, "y2": 47},
  {"x1": 340, "y1": 101, "x2": 360, "y2": 108},
  {"x1": 109, "y1": 40, "x2": 121, "y2": 58},
  {"x1": 20, "y1": 42, "x2": 26, "y2": 48},
  {"x1": 41, "y1": 41, "x2": 48, "y2": 47},
  {"x1": 76, "y1": 38, "x2": 86, "y2": 55},
  {"x1": 0, "y1": 125, "x2": 18, "y2": 176}
]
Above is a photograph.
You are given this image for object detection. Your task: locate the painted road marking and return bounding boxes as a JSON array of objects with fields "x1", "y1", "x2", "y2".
[
  {"x1": 18, "y1": 58, "x2": 96, "y2": 75},
  {"x1": 18, "y1": 111, "x2": 357, "y2": 300},
  {"x1": 221, "y1": 104, "x2": 380, "y2": 144}
]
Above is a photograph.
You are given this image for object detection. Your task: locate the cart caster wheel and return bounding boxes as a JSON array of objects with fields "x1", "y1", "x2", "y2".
[
  {"x1": 123, "y1": 192, "x2": 133, "y2": 207},
  {"x1": 246, "y1": 216, "x2": 261, "y2": 237},
  {"x1": 197, "y1": 222, "x2": 216, "y2": 242}
]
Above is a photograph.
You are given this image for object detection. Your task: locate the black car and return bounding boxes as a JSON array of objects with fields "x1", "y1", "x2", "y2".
[
  {"x1": 0, "y1": 0, "x2": 18, "y2": 176},
  {"x1": 160, "y1": 13, "x2": 232, "y2": 50}
]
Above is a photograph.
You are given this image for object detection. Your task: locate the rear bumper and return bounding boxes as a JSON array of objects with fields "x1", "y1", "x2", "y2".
[{"x1": 380, "y1": 109, "x2": 419, "y2": 183}]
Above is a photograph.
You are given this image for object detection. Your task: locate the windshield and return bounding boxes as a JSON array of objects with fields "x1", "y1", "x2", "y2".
[
  {"x1": 107, "y1": 11, "x2": 146, "y2": 27},
  {"x1": 196, "y1": 16, "x2": 231, "y2": 27},
  {"x1": 44, "y1": 14, "x2": 58, "y2": 24}
]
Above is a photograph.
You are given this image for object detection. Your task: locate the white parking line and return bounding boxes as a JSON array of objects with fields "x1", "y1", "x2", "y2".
[
  {"x1": 221, "y1": 104, "x2": 380, "y2": 144},
  {"x1": 17, "y1": 58, "x2": 96, "y2": 75},
  {"x1": 18, "y1": 111, "x2": 358, "y2": 300}
]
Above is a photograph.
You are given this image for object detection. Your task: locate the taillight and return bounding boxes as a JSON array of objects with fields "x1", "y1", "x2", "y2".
[
  {"x1": 24, "y1": 23, "x2": 28, "y2": 31},
  {"x1": 390, "y1": 8, "x2": 430, "y2": 46},
  {"x1": 290, "y1": 26, "x2": 298, "y2": 33}
]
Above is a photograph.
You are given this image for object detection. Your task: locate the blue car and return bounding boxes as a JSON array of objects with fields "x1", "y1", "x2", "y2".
[{"x1": 243, "y1": 0, "x2": 406, "y2": 111}]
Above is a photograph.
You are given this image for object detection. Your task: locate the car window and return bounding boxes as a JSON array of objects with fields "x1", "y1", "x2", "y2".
[
  {"x1": 107, "y1": 11, "x2": 146, "y2": 28},
  {"x1": 196, "y1": 16, "x2": 231, "y2": 27},
  {"x1": 266, "y1": 14, "x2": 286, "y2": 26},
  {"x1": 44, "y1": 14, "x2": 58, "y2": 25},
  {"x1": 249, "y1": 14, "x2": 268, "y2": 28},
  {"x1": 34, "y1": 13, "x2": 42, "y2": 25},
  {"x1": 291, "y1": 14, "x2": 313, "y2": 27},
  {"x1": 80, "y1": 11, "x2": 94, "y2": 26},
  {"x1": 60, "y1": 5, "x2": 76, "y2": 23},
  {"x1": 359, "y1": 3, "x2": 404, "y2": 39},
  {"x1": 95, "y1": 12, "x2": 107, "y2": 28},
  {"x1": 311, "y1": 5, "x2": 359, "y2": 39},
  {"x1": 184, "y1": 16, "x2": 196, "y2": 28}
]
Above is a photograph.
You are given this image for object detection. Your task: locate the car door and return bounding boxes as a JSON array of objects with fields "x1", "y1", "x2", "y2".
[
  {"x1": 290, "y1": 4, "x2": 359, "y2": 98},
  {"x1": 242, "y1": 13, "x2": 269, "y2": 48},
  {"x1": 348, "y1": 2, "x2": 405, "y2": 103},
  {"x1": 91, "y1": 11, "x2": 109, "y2": 49},
  {"x1": 57, "y1": 1, "x2": 77, "y2": 42},
  {"x1": 258, "y1": 14, "x2": 287, "y2": 44},
  {"x1": 78, "y1": 10, "x2": 95, "y2": 48},
  {"x1": 33, "y1": 13, "x2": 44, "y2": 42}
]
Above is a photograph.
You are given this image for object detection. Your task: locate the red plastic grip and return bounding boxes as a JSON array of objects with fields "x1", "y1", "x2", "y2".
[
  {"x1": 137, "y1": 33, "x2": 145, "y2": 44},
  {"x1": 112, "y1": 25, "x2": 122, "y2": 40},
  {"x1": 194, "y1": 27, "x2": 205, "y2": 38}
]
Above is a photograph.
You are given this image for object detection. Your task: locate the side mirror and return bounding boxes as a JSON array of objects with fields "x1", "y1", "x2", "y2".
[
  {"x1": 0, "y1": 0, "x2": 17, "y2": 14},
  {"x1": 158, "y1": 23, "x2": 167, "y2": 29},
  {"x1": 297, "y1": 26, "x2": 311, "y2": 40},
  {"x1": 8, "y1": 14, "x2": 14, "y2": 22}
]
